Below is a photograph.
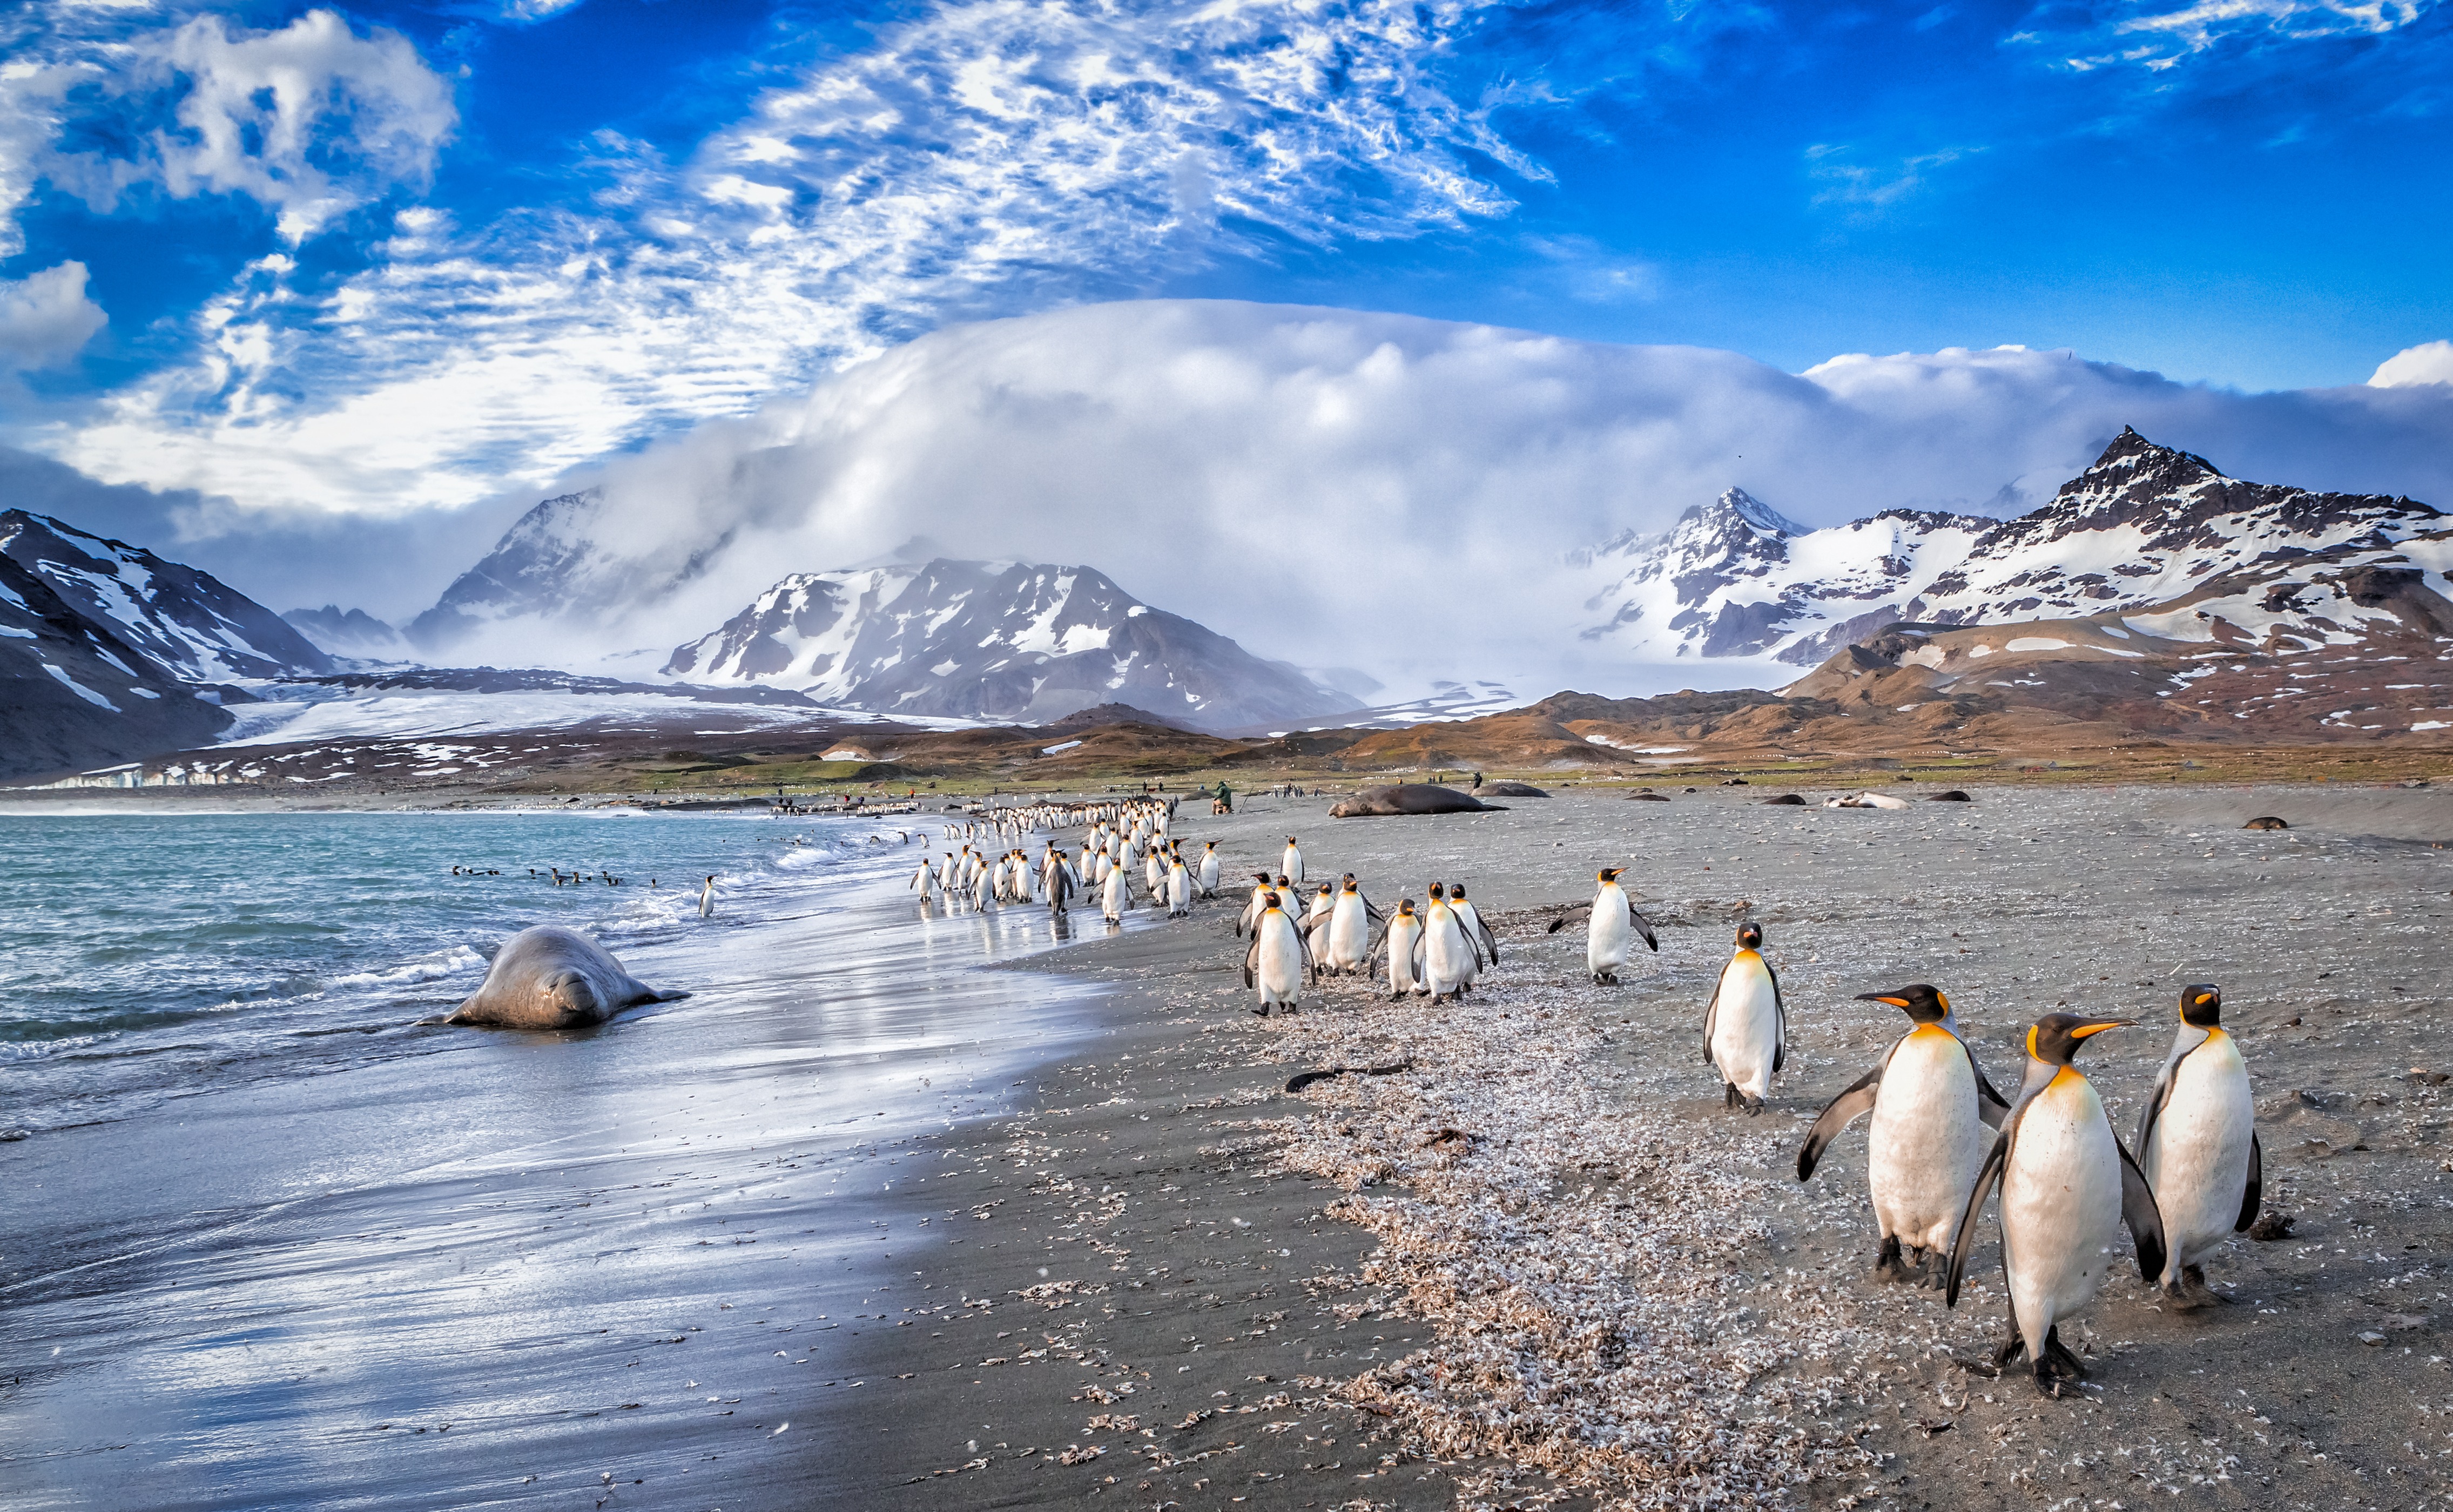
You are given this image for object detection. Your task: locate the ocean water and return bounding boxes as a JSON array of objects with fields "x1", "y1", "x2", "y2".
[{"x1": 0, "y1": 809, "x2": 1097, "y2": 1136}]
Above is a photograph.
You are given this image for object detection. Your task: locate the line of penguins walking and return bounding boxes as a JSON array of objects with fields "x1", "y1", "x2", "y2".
[{"x1": 1230, "y1": 854, "x2": 2261, "y2": 1402}]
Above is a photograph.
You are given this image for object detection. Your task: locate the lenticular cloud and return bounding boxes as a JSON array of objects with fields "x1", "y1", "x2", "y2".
[{"x1": 450, "y1": 300, "x2": 2453, "y2": 697}]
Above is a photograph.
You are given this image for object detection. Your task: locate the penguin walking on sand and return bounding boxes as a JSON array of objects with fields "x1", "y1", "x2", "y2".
[
  {"x1": 1166, "y1": 853, "x2": 1192, "y2": 917},
  {"x1": 1945, "y1": 1014, "x2": 2167, "y2": 1398},
  {"x1": 699, "y1": 875, "x2": 717, "y2": 919},
  {"x1": 1045, "y1": 850, "x2": 1076, "y2": 916},
  {"x1": 1236, "y1": 873, "x2": 1276, "y2": 936},
  {"x1": 1282, "y1": 838, "x2": 1304, "y2": 886},
  {"x1": 1447, "y1": 885, "x2": 1497, "y2": 971},
  {"x1": 2137, "y1": 985, "x2": 2261, "y2": 1308},
  {"x1": 1704, "y1": 922, "x2": 1785, "y2": 1114},
  {"x1": 1370, "y1": 900, "x2": 1426, "y2": 999},
  {"x1": 1419, "y1": 893, "x2": 1482, "y2": 1003},
  {"x1": 1197, "y1": 842, "x2": 1221, "y2": 899},
  {"x1": 1798, "y1": 984, "x2": 2013, "y2": 1285},
  {"x1": 1244, "y1": 890, "x2": 1314, "y2": 1016},
  {"x1": 1101, "y1": 861, "x2": 1129, "y2": 923},
  {"x1": 1585, "y1": 868, "x2": 1659, "y2": 984},
  {"x1": 1323, "y1": 875, "x2": 1382, "y2": 974}
]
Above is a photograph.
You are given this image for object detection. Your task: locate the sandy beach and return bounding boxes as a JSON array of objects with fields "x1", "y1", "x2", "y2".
[{"x1": 9, "y1": 779, "x2": 2453, "y2": 1510}]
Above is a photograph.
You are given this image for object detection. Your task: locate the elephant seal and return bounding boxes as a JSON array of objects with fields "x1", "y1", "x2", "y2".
[
  {"x1": 1927, "y1": 789, "x2": 1973, "y2": 802},
  {"x1": 1479, "y1": 780, "x2": 1550, "y2": 798},
  {"x1": 1328, "y1": 784, "x2": 1503, "y2": 818},
  {"x1": 2242, "y1": 815, "x2": 2289, "y2": 831},
  {"x1": 1627, "y1": 789, "x2": 1671, "y2": 802},
  {"x1": 445, "y1": 926, "x2": 688, "y2": 1029},
  {"x1": 1827, "y1": 791, "x2": 1910, "y2": 810},
  {"x1": 1761, "y1": 793, "x2": 1807, "y2": 806}
]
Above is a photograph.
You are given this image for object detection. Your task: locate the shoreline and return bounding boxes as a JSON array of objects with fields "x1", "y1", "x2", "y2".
[{"x1": 11, "y1": 781, "x2": 2453, "y2": 1509}]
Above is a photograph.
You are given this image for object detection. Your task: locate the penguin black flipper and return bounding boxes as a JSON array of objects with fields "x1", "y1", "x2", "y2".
[
  {"x1": 1798, "y1": 1064, "x2": 1883, "y2": 1181},
  {"x1": 1627, "y1": 900, "x2": 1660, "y2": 952},
  {"x1": 2114, "y1": 1133, "x2": 2168, "y2": 1282},
  {"x1": 1242, "y1": 936, "x2": 1261, "y2": 989},
  {"x1": 1945, "y1": 1126, "x2": 2014, "y2": 1309},
  {"x1": 1701, "y1": 977, "x2": 1721, "y2": 1068},
  {"x1": 2235, "y1": 1130, "x2": 2264, "y2": 1232},
  {"x1": 1964, "y1": 1045, "x2": 2013, "y2": 1130},
  {"x1": 1768, "y1": 960, "x2": 1786, "y2": 1074},
  {"x1": 2134, "y1": 1038, "x2": 2192, "y2": 1158}
]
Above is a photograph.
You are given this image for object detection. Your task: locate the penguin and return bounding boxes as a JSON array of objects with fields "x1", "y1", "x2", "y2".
[
  {"x1": 1101, "y1": 862, "x2": 1128, "y2": 924},
  {"x1": 1703, "y1": 921, "x2": 1785, "y2": 1115},
  {"x1": 1166, "y1": 852, "x2": 1192, "y2": 917},
  {"x1": 1244, "y1": 890, "x2": 1315, "y2": 1016},
  {"x1": 699, "y1": 875, "x2": 717, "y2": 919},
  {"x1": 1585, "y1": 868, "x2": 1659, "y2": 984},
  {"x1": 2136, "y1": 985, "x2": 2260, "y2": 1308},
  {"x1": 1323, "y1": 875, "x2": 1382, "y2": 974},
  {"x1": 1236, "y1": 873, "x2": 1275, "y2": 936},
  {"x1": 1447, "y1": 884, "x2": 1498, "y2": 971},
  {"x1": 1282, "y1": 838, "x2": 1304, "y2": 886},
  {"x1": 1145, "y1": 845, "x2": 1166, "y2": 898},
  {"x1": 1197, "y1": 841, "x2": 1221, "y2": 899},
  {"x1": 1044, "y1": 851, "x2": 1076, "y2": 915},
  {"x1": 1418, "y1": 892, "x2": 1482, "y2": 1003},
  {"x1": 1798, "y1": 984, "x2": 2013, "y2": 1285},
  {"x1": 1370, "y1": 899, "x2": 1426, "y2": 1000},
  {"x1": 1945, "y1": 1014, "x2": 2167, "y2": 1397}
]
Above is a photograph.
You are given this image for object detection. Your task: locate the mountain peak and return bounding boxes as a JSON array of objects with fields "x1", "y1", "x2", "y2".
[{"x1": 1713, "y1": 487, "x2": 1808, "y2": 537}]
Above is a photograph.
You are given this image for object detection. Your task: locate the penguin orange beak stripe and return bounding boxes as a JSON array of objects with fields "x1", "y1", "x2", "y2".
[
  {"x1": 1856, "y1": 994, "x2": 1912, "y2": 1009},
  {"x1": 2070, "y1": 1020, "x2": 2133, "y2": 1038}
]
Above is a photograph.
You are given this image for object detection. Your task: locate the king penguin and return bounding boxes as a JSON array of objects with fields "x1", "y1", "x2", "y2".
[
  {"x1": 1197, "y1": 842, "x2": 1221, "y2": 899},
  {"x1": 1946, "y1": 1013, "x2": 2167, "y2": 1397},
  {"x1": 2137, "y1": 984, "x2": 2261, "y2": 1308},
  {"x1": 1372, "y1": 899, "x2": 1426, "y2": 1000},
  {"x1": 1798, "y1": 984, "x2": 2012, "y2": 1285},
  {"x1": 1585, "y1": 868, "x2": 1659, "y2": 984},
  {"x1": 1244, "y1": 889, "x2": 1313, "y2": 1016},
  {"x1": 1282, "y1": 838, "x2": 1304, "y2": 886},
  {"x1": 699, "y1": 875, "x2": 717, "y2": 919},
  {"x1": 1703, "y1": 921, "x2": 1784, "y2": 1115},
  {"x1": 1323, "y1": 874, "x2": 1381, "y2": 974}
]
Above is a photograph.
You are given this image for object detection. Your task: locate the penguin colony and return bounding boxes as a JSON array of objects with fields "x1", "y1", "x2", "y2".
[{"x1": 901, "y1": 798, "x2": 2259, "y2": 1402}]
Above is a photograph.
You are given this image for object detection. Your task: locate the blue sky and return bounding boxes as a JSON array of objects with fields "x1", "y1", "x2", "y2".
[{"x1": 0, "y1": 0, "x2": 2447, "y2": 550}]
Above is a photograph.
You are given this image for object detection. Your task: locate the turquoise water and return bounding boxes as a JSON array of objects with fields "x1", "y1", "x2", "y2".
[{"x1": 0, "y1": 810, "x2": 920, "y2": 1133}]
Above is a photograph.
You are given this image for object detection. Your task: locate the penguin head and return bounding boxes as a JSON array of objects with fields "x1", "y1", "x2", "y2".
[
  {"x1": 1260, "y1": 889, "x2": 1283, "y2": 912},
  {"x1": 2178, "y1": 984, "x2": 2222, "y2": 1028},
  {"x1": 1340, "y1": 875, "x2": 1360, "y2": 894},
  {"x1": 1427, "y1": 882, "x2": 1446, "y2": 900},
  {"x1": 1854, "y1": 984, "x2": 1950, "y2": 1025},
  {"x1": 1450, "y1": 882, "x2": 1470, "y2": 900},
  {"x1": 1734, "y1": 921, "x2": 1763, "y2": 951},
  {"x1": 1396, "y1": 898, "x2": 1417, "y2": 917},
  {"x1": 1274, "y1": 873, "x2": 1291, "y2": 887},
  {"x1": 1597, "y1": 867, "x2": 1624, "y2": 884},
  {"x1": 2025, "y1": 1013, "x2": 2132, "y2": 1066}
]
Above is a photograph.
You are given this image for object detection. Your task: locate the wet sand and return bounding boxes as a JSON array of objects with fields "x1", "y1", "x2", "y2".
[{"x1": 11, "y1": 780, "x2": 2453, "y2": 1509}]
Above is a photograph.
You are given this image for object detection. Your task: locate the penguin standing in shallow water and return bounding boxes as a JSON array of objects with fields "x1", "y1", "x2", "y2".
[
  {"x1": 698, "y1": 875, "x2": 717, "y2": 919},
  {"x1": 2137, "y1": 985, "x2": 2261, "y2": 1308},
  {"x1": 1585, "y1": 868, "x2": 1658, "y2": 984},
  {"x1": 1946, "y1": 1014, "x2": 2167, "y2": 1397},
  {"x1": 1703, "y1": 922, "x2": 1785, "y2": 1114},
  {"x1": 1244, "y1": 890, "x2": 1313, "y2": 1016},
  {"x1": 1799, "y1": 984, "x2": 2012, "y2": 1285}
]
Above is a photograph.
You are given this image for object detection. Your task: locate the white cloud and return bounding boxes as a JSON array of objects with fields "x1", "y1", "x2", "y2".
[
  {"x1": 36, "y1": 0, "x2": 1581, "y2": 518},
  {"x1": 4, "y1": 9, "x2": 455, "y2": 251},
  {"x1": 0, "y1": 262, "x2": 106, "y2": 370},
  {"x1": 2037, "y1": 0, "x2": 2433, "y2": 70},
  {"x1": 2371, "y1": 340, "x2": 2453, "y2": 387},
  {"x1": 416, "y1": 301, "x2": 2453, "y2": 698}
]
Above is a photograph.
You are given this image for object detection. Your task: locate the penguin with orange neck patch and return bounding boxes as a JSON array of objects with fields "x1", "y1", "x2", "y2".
[
  {"x1": 1946, "y1": 1013, "x2": 2167, "y2": 1398},
  {"x1": 1798, "y1": 984, "x2": 2012, "y2": 1285},
  {"x1": 1703, "y1": 922, "x2": 1785, "y2": 1115},
  {"x1": 2137, "y1": 985, "x2": 2261, "y2": 1309}
]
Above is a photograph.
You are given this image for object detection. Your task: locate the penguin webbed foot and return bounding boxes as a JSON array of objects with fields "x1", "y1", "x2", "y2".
[
  {"x1": 2165, "y1": 1264, "x2": 2228, "y2": 1311},
  {"x1": 2029, "y1": 1326, "x2": 2089, "y2": 1397},
  {"x1": 1873, "y1": 1235, "x2": 1913, "y2": 1284}
]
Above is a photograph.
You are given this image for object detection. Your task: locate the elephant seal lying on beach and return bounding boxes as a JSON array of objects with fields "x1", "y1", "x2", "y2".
[
  {"x1": 1479, "y1": 781, "x2": 1549, "y2": 798},
  {"x1": 445, "y1": 926, "x2": 689, "y2": 1029},
  {"x1": 1329, "y1": 784, "x2": 1504, "y2": 818}
]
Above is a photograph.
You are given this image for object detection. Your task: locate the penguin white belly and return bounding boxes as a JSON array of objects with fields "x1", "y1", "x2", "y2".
[
  {"x1": 1198, "y1": 857, "x2": 1219, "y2": 895},
  {"x1": 1868, "y1": 1030, "x2": 1986, "y2": 1253},
  {"x1": 1708, "y1": 957, "x2": 1780, "y2": 1099},
  {"x1": 1588, "y1": 901, "x2": 1632, "y2": 975},
  {"x1": 1327, "y1": 900, "x2": 1370, "y2": 971},
  {"x1": 1147, "y1": 855, "x2": 1165, "y2": 893},
  {"x1": 1387, "y1": 923, "x2": 1423, "y2": 994},
  {"x1": 1255, "y1": 917, "x2": 1305, "y2": 1005},
  {"x1": 2144, "y1": 1036, "x2": 2254, "y2": 1277},
  {"x1": 1102, "y1": 869, "x2": 1127, "y2": 921},
  {"x1": 1168, "y1": 869, "x2": 1190, "y2": 913},
  {"x1": 1423, "y1": 916, "x2": 1471, "y2": 994},
  {"x1": 2000, "y1": 1077, "x2": 2124, "y2": 1352}
]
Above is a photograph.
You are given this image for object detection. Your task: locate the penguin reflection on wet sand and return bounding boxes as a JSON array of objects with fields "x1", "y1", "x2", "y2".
[
  {"x1": 1703, "y1": 922, "x2": 1784, "y2": 1115},
  {"x1": 1946, "y1": 1014, "x2": 2167, "y2": 1398},
  {"x1": 1798, "y1": 984, "x2": 2012, "y2": 1285},
  {"x1": 2137, "y1": 985, "x2": 2261, "y2": 1309}
]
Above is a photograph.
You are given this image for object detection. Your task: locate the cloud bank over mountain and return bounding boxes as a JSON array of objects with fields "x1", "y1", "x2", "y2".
[{"x1": 416, "y1": 299, "x2": 2453, "y2": 698}]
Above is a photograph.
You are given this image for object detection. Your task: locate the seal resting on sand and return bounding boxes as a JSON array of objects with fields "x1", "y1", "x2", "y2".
[
  {"x1": 1479, "y1": 781, "x2": 1549, "y2": 798},
  {"x1": 1329, "y1": 784, "x2": 1503, "y2": 818},
  {"x1": 445, "y1": 926, "x2": 688, "y2": 1029},
  {"x1": 2242, "y1": 816, "x2": 2289, "y2": 831}
]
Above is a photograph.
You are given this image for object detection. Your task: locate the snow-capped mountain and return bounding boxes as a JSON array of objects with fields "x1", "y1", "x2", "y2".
[
  {"x1": 283, "y1": 604, "x2": 409, "y2": 659},
  {"x1": 406, "y1": 489, "x2": 613, "y2": 649},
  {"x1": 1580, "y1": 428, "x2": 2446, "y2": 667},
  {"x1": 2, "y1": 510, "x2": 334, "y2": 682},
  {"x1": 663, "y1": 559, "x2": 1358, "y2": 730}
]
